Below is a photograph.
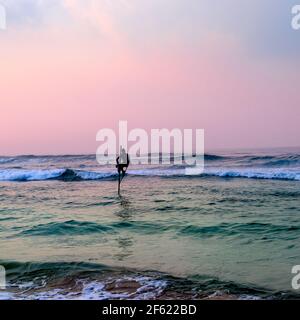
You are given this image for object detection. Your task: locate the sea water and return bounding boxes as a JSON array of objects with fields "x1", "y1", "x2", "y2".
[{"x1": 0, "y1": 148, "x2": 299, "y2": 299}]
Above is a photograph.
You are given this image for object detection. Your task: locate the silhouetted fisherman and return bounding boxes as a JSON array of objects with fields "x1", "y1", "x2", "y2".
[{"x1": 116, "y1": 147, "x2": 130, "y2": 194}]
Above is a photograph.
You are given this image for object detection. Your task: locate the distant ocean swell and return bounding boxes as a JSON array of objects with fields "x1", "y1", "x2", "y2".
[{"x1": 0, "y1": 153, "x2": 299, "y2": 162}]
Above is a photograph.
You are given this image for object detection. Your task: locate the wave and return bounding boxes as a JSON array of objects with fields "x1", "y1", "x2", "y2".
[
  {"x1": 0, "y1": 169, "x2": 116, "y2": 182},
  {"x1": 204, "y1": 153, "x2": 300, "y2": 167},
  {"x1": 179, "y1": 222, "x2": 300, "y2": 239},
  {"x1": 1, "y1": 152, "x2": 299, "y2": 163},
  {"x1": 0, "y1": 260, "x2": 298, "y2": 300},
  {"x1": 0, "y1": 169, "x2": 66, "y2": 181},
  {"x1": 19, "y1": 220, "x2": 115, "y2": 236},
  {"x1": 204, "y1": 154, "x2": 226, "y2": 160},
  {"x1": 204, "y1": 152, "x2": 300, "y2": 166},
  {"x1": 124, "y1": 168, "x2": 300, "y2": 181},
  {"x1": 246, "y1": 154, "x2": 300, "y2": 167},
  {"x1": 0, "y1": 166, "x2": 299, "y2": 182},
  {"x1": 0, "y1": 157, "x2": 16, "y2": 164},
  {"x1": 16, "y1": 220, "x2": 300, "y2": 243},
  {"x1": 203, "y1": 168, "x2": 300, "y2": 181},
  {"x1": 17, "y1": 220, "x2": 169, "y2": 237}
]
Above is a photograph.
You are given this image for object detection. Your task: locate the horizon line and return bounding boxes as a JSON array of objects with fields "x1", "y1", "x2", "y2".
[{"x1": 0, "y1": 145, "x2": 299, "y2": 158}]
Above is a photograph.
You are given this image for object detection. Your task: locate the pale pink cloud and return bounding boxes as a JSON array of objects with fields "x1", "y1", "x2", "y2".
[{"x1": 62, "y1": 0, "x2": 133, "y2": 45}]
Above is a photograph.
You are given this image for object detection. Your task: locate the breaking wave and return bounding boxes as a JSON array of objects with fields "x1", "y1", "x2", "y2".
[
  {"x1": 0, "y1": 167, "x2": 299, "y2": 182},
  {"x1": 1, "y1": 261, "x2": 296, "y2": 300},
  {"x1": 203, "y1": 168, "x2": 300, "y2": 181},
  {"x1": 0, "y1": 151, "x2": 299, "y2": 182},
  {"x1": 0, "y1": 169, "x2": 116, "y2": 182}
]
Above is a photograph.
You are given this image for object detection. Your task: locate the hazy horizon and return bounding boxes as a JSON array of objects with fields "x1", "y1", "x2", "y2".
[{"x1": 1, "y1": 145, "x2": 299, "y2": 158}]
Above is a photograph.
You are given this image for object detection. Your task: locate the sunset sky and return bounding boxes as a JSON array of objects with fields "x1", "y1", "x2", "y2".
[{"x1": 0, "y1": 0, "x2": 299, "y2": 155}]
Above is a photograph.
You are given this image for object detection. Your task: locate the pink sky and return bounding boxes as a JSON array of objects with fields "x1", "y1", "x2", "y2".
[{"x1": 0, "y1": 0, "x2": 299, "y2": 155}]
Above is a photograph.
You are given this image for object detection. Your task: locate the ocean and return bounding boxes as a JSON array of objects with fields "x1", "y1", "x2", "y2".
[{"x1": 0, "y1": 148, "x2": 299, "y2": 300}]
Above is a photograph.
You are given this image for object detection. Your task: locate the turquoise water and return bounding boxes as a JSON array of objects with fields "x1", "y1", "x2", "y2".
[{"x1": 0, "y1": 148, "x2": 299, "y2": 299}]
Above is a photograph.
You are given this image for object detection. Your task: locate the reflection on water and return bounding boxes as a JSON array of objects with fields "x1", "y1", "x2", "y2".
[
  {"x1": 115, "y1": 195, "x2": 133, "y2": 220},
  {"x1": 114, "y1": 237, "x2": 134, "y2": 261},
  {"x1": 114, "y1": 195, "x2": 134, "y2": 261}
]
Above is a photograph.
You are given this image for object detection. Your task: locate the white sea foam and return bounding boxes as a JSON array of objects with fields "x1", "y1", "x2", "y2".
[
  {"x1": 0, "y1": 166, "x2": 299, "y2": 181},
  {"x1": 0, "y1": 158, "x2": 15, "y2": 164},
  {"x1": 204, "y1": 168, "x2": 300, "y2": 181},
  {"x1": 76, "y1": 171, "x2": 116, "y2": 180},
  {"x1": 0, "y1": 292, "x2": 14, "y2": 300},
  {"x1": 0, "y1": 169, "x2": 65, "y2": 181},
  {"x1": 128, "y1": 168, "x2": 185, "y2": 176},
  {"x1": 2, "y1": 276, "x2": 167, "y2": 300}
]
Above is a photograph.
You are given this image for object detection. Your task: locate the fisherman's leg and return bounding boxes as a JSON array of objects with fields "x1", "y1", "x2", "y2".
[{"x1": 118, "y1": 170, "x2": 121, "y2": 193}]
